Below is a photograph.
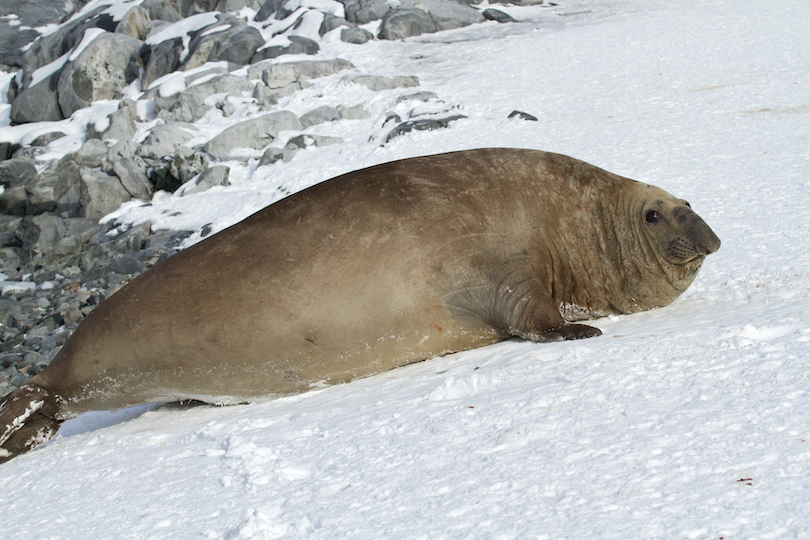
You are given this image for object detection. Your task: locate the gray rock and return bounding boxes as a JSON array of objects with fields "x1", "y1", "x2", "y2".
[
  {"x1": 57, "y1": 33, "x2": 141, "y2": 118},
  {"x1": 203, "y1": 111, "x2": 303, "y2": 158},
  {"x1": 0, "y1": 159, "x2": 37, "y2": 216},
  {"x1": 377, "y1": 8, "x2": 438, "y2": 40},
  {"x1": 24, "y1": 156, "x2": 82, "y2": 216},
  {"x1": 182, "y1": 165, "x2": 231, "y2": 196},
  {"x1": 396, "y1": 91, "x2": 439, "y2": 104},
  {"x1": 338, "y1": 104, "x2": 371, "y2": 120},
  {"x1": 400, "y1": 0, "x2": 485, "y2": 30},
  {"x1": 258, "y1": 147, "x2": 297, "y2": 167},
  {"x1": 141, "y1": 37, "x2": 184, "y2": 89},
  {"x1": 39, "y1": 223, "x2": 104, "y2": 271},
  {"x1": 73, "y1": 139, "x2": 109, "y2": 169},
  {"x1": 9, "y1": 75, "x2": 64, "y2": 124},
  {"x1": 116, "y1": 5, "x2": 152, "y2": 39},
  {"x1": 206, "y1": 25, "x2": 264, "y2": 66},
  {"x1": 384, "y1": 114, "x2": 467, "y2": 142},
  {"x1": 79, "y1": 168, "x2": 132, "y2": 220},
  {"x1": 252, "y1": 82, "x2": 279, "y2": 110},
  {"x1": 0, "y1": 247, "x2": 23, "y2": 272},
  {"x1": 250, "y1": 58, "x2": 355, "y2": 88},
  {"x1": 29, "y1": 132, "x2": 67, "y2": 147},
  {"x1": 482, "y1": 9, "x2": 517, "y2": 23},
  {"x1": 285, "y1": 134, "x2": 344, "y2": 150},
  {"x1": 508, "y1": 110, "x2": 538, "y2": 121},
  {"x1": 255, "y1": 0, "x2": 286, "y2": 21},
  {"x1": 345, "y1": 0, "x2": 392, "y2": 24},
  {"x1": 501, "y1": 0, "x2": 544, "y2": 4},
  {"x1": 14, "y1": 214, "x2": 66, "y2": 253},
  {"x1": 170, "y1": 147, "x2": 210, "y2": 185},
  {"x1": 320, "y1": 14, "x2": 353, "y2": 36},
  {"x1": 107, "y1": 255, "x2": 147, "y2": 276},
  {"x1": 251, "y1": 36, "x2": 320, "y2": 63},
  {"x1": 341, "y1": 27, "x2": 374, "y2": 44},
  {"x1": 113, "y1": 158, "x2": 153, "y2": 200},
  {"x1": 88, "y1": 99, "x2": 138, "y2": 142},
  {"x1": 136, "y1": 123, "x2": 197, "y2": 161},
  {"x1": 141, "y1": 0, "x2": 184, "y2": 23},
  {"x1": 344, "y1": 74, "x2": 420, "y2": 91},
  {"x1": 165, "y1": 74, "x2": 254, "y2": 123},
  {"x1": 300, "y1": 106, "x2": 341, "y2": 128}
]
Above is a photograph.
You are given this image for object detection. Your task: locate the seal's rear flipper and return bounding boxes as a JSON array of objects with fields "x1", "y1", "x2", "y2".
[{"x1": 0, "y1": 384, "x2": 62, "y2": 463}]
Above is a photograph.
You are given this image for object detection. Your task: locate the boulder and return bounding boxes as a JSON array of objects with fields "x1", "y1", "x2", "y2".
[
  {"x1": 57, "y1": 32, "x2": 141, "y2": 118},
  {"x1": 136, "y1": 123, "x2": 197, "y2": 161},
  {"x1": 112, "y1": 158, "x2": 153, "y2": 200},
  {"x1": 0, "y1": 159, "x2": 38, "y2": 216},
  {"x1": 79, "y1": 168, "x2": 132, "y2": 221},
  {"x1": 285, "y1": 134, "x2": 344, "y2": 150},
  {"x1": 170, "y1": 147, "x2": 210, "y2": 185},
  {"x1": 377, "y1": 8, "x2": 438, "y2": 40},
  {"x1": 251, "y1": 36, "x2": 320, "y2": 63},
  {"x1": 341, "y1": 27, "x2": 374, "y2": 44},
  {"x1": 205, "y1": 25, "x2": 264, "y2": 66},
  {"x1": 14, "y1": 215, "x2": 67, "y2": 253},
  {"x1": 251, "y1": 58, "x2": 355, "y2": 88},
  {"x1": 87, "y1": 99, "x2": 138, "y2": 142},
  {"x1": 182, "y1": 165, "x2": 231, "y2": 196},
  {"x1": 482, "y1": 9, "x2": 517, "y2": 23},
  {"x1": 344, "y1": 74, "x2": 420, "y2": 91},
  {"x1": 141, "y1": 37, "x2": 184, "y2": 89},
  {"x1": 9, "y1": 75, "x2": 64, "y2": 124},
  {"x1": 344, "y1": 0, "x2": 391, "y2": 24},
  {"x1": 164, "y1": 74, "x2": 254, "y2": 123},
  {"x1": 300, "y1": 106, "x2": 341, "y2": 128},
  {"x1": 203, "y1": 111, "x2": 303, "y2": 157},
  {"x1": 384, "y1": 114, "x2": 467, "y2": 142},
  {"x1": 399, "y1": 0, "x2": 484, "y2": 31},
  {"x1": 116, "y1": 5, "x2": 152, "y2": 39}
]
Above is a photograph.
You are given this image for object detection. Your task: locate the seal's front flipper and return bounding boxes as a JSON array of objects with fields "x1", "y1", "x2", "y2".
[
  {"x1": 512, "y1": 323, "x2": 602, "y2": 342},
  {"x1": 0, "y1": 383, "x2": 62, "y2": 463}
]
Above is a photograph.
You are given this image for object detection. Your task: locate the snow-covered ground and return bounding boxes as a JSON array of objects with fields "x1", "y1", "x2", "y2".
[{"x1": 3, "y1": 0, "x2": 810, "y2": 538}]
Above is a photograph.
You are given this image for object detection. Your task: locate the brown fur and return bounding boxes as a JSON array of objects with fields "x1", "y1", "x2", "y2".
[{"x1": 0, "y1": 149, "x2": 720, "y2": 462}]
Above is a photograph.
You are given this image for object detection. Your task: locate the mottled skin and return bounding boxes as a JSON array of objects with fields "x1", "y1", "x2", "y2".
[{"x1": 0, "y1": 149, "x2": 720, "y2": 461}]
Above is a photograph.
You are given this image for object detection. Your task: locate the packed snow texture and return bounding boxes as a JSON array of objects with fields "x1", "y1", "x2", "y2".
[{"x1": 2, "y1": 0, "x2": 810, "y2": 538}]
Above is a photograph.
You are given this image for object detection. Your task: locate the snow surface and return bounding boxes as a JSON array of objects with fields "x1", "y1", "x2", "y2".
[{"x1": 2, "y1": 0, "x2": 810, "y2": 538}]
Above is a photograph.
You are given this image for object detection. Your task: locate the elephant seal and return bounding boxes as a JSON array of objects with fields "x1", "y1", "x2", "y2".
[{"x1": 0, "y1": 148, "x2": 720, "y2": 462}]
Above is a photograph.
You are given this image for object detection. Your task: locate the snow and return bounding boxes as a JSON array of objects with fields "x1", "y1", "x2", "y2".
[{"x1": 2, "y1": 0, "x2": 810, "y2": 538}]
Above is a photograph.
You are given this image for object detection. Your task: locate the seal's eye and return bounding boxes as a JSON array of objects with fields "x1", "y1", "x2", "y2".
[
  {"x1": 645, "y1": 210, "x2": 662, "y2": 224},
  {"x1": 684, "y1": 201, "x2": 691, "y2": 208}
]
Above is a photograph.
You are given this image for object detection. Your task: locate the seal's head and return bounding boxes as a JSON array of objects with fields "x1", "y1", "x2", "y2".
[{"x1": 612, "y1": 182, "x2": 720, "y2": 311}]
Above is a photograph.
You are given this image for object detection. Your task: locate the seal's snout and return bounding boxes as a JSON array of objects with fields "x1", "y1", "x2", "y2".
[{"x1": 690, "y1": 216, "x2": 721, "y2": 255}]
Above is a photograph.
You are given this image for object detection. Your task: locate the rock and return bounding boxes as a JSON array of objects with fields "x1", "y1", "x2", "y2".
[
  {"x1": 384, "y1": 114, "x2": 467, "y2": 142},
  {"x1": 345, "y1": 0, "x2": 392, "y2": 24},
  {"x1": 73, "y1": 139, "x2": 109, "y2": 169},
  {"x1": 255, "y1": 0, "x2": 286, "y2": 21},
  {"x1": 107, "y1": 255, "x2": 147, "y2": 276},
  {"x1": 377, "y1": 8, "x2": 438, "y2": 40},
  {"x1": 116, "y1": 5, "x2": 152, "y2": 39},
  {"x1": 399, "y1": 0, "x2": 485, "y2": 31},
  {"x1": 0, "y1": 159, "x2": 37, "y2": 216},
  {"x1": 344, "y1": 74, "x2": 420, "y2": 91},
  {"x1": 113, "y1": 158, "x2": 153, "y2": 200},
  {"x1": 338, "y1": 104, "x2": 371, "y2": 119},
  {"x1": 258, "y1": 147, "x2": 297, "y2": 166},
  {"x1": 79, "y1": 168, "x2": 132, "y2": 220},
  {"x1": 501, "y1": 0, "x2": 544, "y2": 4},
  {"x1": 203, "y1": 111, "x2": 303, "y2": 158},
  {"x1": 341, "y1": 27, "x2": 374, "y2": 44},
  {"x1": 141, "y1": 0, "x2": 184, "y2": 23},
  {"x1": 508, "y1": 110, "x2": 538, "y2": 121},
  {"x1": 396, "y1": 91, "x2": 439, "y2": 104},
  {"x1": 9, "y1": 74, "x2": 64, "y2": 124},
  {"x1": 320, "y1": 14, "x2": 353, "y2": 36},
  {"x1": 285, "y1": 134, "x2": 344, "y2": 150},
  {"x1": 141, "y1": 37, "x2": 184, "y2": 89},
  {"x1": 205, "y1": 25, "x2": 264, "y2": 66},
  {"x1": 88, "y1": 99, "x2": 138, "y2": 142},
  {"x1": 300, "y1": 106, "x2": 341, "y2": 128},
  {"x1": 182, "y1": 165, "x2": 231, "y2": 196},
  {"x1": 482, "y1": 9, "x2": 517, "y2": 23},
  {"x1": 39, "y1": 223, "x2": 104, "y2": 271},
  {"x1": 251, "y1": 36, "x2": 320, "y2": 63},
  {"x1": 164, "y1": 74, "x2": 254, "y2": 123},
  {"x1": 250, "y1": 58, "x2": 355, "y2": 89},
  {"x1": 24, "y1": 155, "x2": 84, "y2": 217},
  {"x1": 29, "y1": 132, "x2": 67, "y2": 147},
  {"x1": 57, "y1": 32, "x2": 141, "y2": 118},
  {"x1": 14, "y1": 215, "x2": 67, "y2": 253},
  {"x1": 136, "y1": 123, "x2": 197, "y2": 161},
  {"x1": 170, "y1": 147, "x2": 210, "y2": 185}
]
